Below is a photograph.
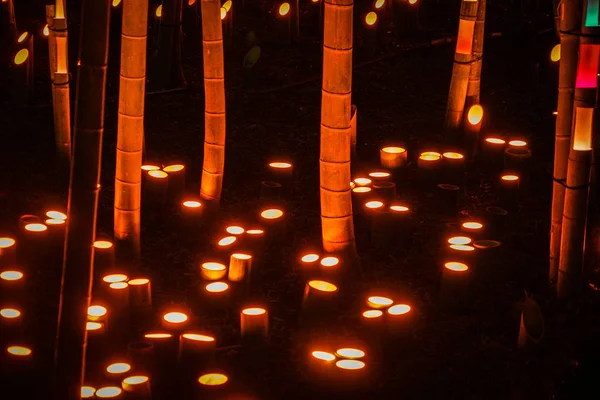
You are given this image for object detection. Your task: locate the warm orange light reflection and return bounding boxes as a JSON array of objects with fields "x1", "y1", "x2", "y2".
[
  {"x1": 205, "y1": 281, "x2": 229, "y2": 293},
  {"x1": 141, "y1": 165, "x2": 159, "y2": 171},
  {"x1": 501, "y1": 175, "x2": 519, "y2": 181},
  {"x1": 442, "y1": 152, "x2": 464, "y2": 160},
  {"x1": 390, "y1": 205, "x2": 409, "y2": 212},
  {"x1": 144, "y1": 332, "x2": 172, "y2": 339},
  {"x1": 508, "y1": 140, "x2": 527, "y2": 147},
  {"x1": 226, "y1": 226, "x2": 245, "y2": 235},
  {"x1": 148, "y1": 170, "x2": 168, "y2": 179},
  {"x1": 467, "y1": 104, "x2": 484, "y2": 125},
  {"x1": 107, "y1": 362, "x2": 131, "y2": 374},
  {"x1": 260, "y1": 209, "x2": 283, "y2": 219},
  {"x1": 269, "y1": 162, "x2": 292, "y2": 169},
  {"x1": 202, "y1": 262, "x2": 226, "y2": 271},
  {"x1": 353, "y1": 187, "x2": 371, "y2": 193},
  {"x1": 462, "y1": 222, "x2": 483, "y2": 230},
  {"x1": 365, "y1": 201, "x2": 384, "y2": 209},
  {"x1": 449, "y1": 244, "x2": 475, "y2": 252},
  {"x1": 183, "y1": 200, "x2": 202, "y2": 208},
  {"x1": 246, "y1": 229, "x2": 264, "y2": 235},
  {"x1": 45, "y1": 218, "x2": 65, "y2": 225},
  {"x1": 354, "y1": 178, "x2": 372, "y2": 186},
  {"x1": 25, "y1": 223, "x2": 47, "y2": 232},
  {"x1": 103, "y1": 274, "x2": 128, "y2": 283},
  {"x1": 220, "y1": 7, "x2": 227, "y2": 19},
  {"x1": 320, "y1": 257, "x2": 339, "y2": 267},
  {"x1": 112, "y1": 0, "x2": 122, "y2": 7},
  {"x1": 217, "y1": 236, "x2": 237, "y2": 246},
  {"x1": 387, "y1": 304, "x2": 411, "y2": 315},
  {"x1": 163, "y1": 312, "x2": 188, "y2": 323},
  {"x1": 162, "y1": 164, "x2": 184, "y2": 173},
  {"x1": 223, "y1": 0, "x2": 232, "y2": 12},
  {"x1": 409, "y1": 0, "x2": 418, "y2": 4},
  {"x1": 336, "y1": 359, "x2": 365, "y2": 370},
  {"x1": 382, "y1": 146, "x2": 406, "y2": 154},
  {"x1": 14, "y1": 49, "x2": 28, "y2": 65},
  {"x1": 485, "y1": 137, "x2": 505, "y2": 145},
  {"x1": 81, "y1": 386, "x2": 96, "y2": 398},
  {"x1": 0, "y1": 308, "x2": 21, "y2": 319},
  {"x1": 109, "y1": 282, "x2": 128, "y2": 290},
  {"x1": 0, "y1": 271, "x2": 23, "y2": 281},
  {"x1": 182, "y1": 333, "x2": 215, "y2": 342},
  {"x1": 312, "y1": 350, "x2": 336, "y2": 361},
  {"x1": 7, "y1": 346, "x2": 32, "y2": 356},
  {"x1": 301, "y1": 254, "x2": 320, "y2": 263},
  {"x1": 336, "y1": 348, "x2": 365, "y2": 359},
  {"x1": 93, "y1": 240, "x2": 113, "y2": 249},
  {"x1": 367, "y1": 296, "x2": 393, "y2": 308},
  {"x1": 242, "y1": 307, "x2": 266, "y2": 316},
  {"x1": 88, "y1": 305, "x2": 107, "y2": 317},
  {"x1": 122, "y1": 375, "x2": 149, "y2": 385},
  {"x1": 365, "y1": 11, "x2": 377, "y2": 26},
  {"x1": 0, "y1": 237, "x2": 16, "y2": 248},
  {"x1": 419, "y1": 152, "x2": 441, "y2": 161},
  {"x1": 551, "y1": 44, "x2": 561, "y2": 62},
  {"x1": 448, "y1": 236, "x2": 472, "y2": 245},
  {"x1": 46, "y1": 211, "x2": 67, "y2": 220},
  {"x1": 198, "y1": 373, "x2": 228, "y2": 386},
  {"x1": 278, "y1": 2, "x2": 290, "y2": 16},
  {"x1": 17, "y1": 32, "x2": 29, "y2": 43},
  {"x1": 369, "y1": 171, "x2": 390, "y2": 178},
  {"x1": 95, "y1": 387, "x2": 122, "y2": 398},
  {"x1": 86, "y1": 322, "x2": 103, "y2": 331},
  {"x1": 308, "y1": 280, "x2": 338, "y2": 292},
  {"x1": 444, "y1": 262, "x2": 469, "y2": 272},
  {"x1": 362, "y1": 310, "x2": 383, "y2": 318},
  {"x1": 375, "y1": 0, "x2": 385, "y2": 9},
  {"x1": 43, "y1": 24, "x2": 49, "y2": 36},
  {"x1": 128, "y1": 278, "x2": 149, "y2": 286},
  {"x1": 155, "y1": 5, "x2": 162, "y2": 17}
]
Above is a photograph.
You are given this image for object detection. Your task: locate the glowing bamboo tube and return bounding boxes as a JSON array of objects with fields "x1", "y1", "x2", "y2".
[
  {"x1": 481, "y1": 136, "x2": 506, "y2": 172},
  {"x1": 201, "y1": 262, "x2": 227, "y2": 281},
  {"x1": 499, "y1": 174, "x2": 520, "y2": 209},
  {"x1": 460, "y1": 221, "x2": 484, "y2": 238},
  {"x1": 440, "y1": 261, "x2": 470, "y2": 309},
  {"x1": 228, "y1": 253, "x2": 252, "y2": 282},
  {"x1": 308, "y1": 349, "x2": 337, "y2": 382},
  {"x1": 260, "y1": 208, "x2": 286, "y2": 242},
  {"x1": 144, "y1": 170, "x2": 169, "y2": 207},
  {"x1": 20, "y1": 220, "x2": 49, "y2": 271},
  {"x1": 463, "y1": 104, "x2": 483, "y2": 157},
  {"x1": 93, "y1": 238, "x2": 116, "y2": 279},
  {"x1": 0, "y1": 306, "x2": 22, "y2": 329},
  {"x1": 163, "y1": 164, "x2": 186, "y2": 205},
  {"x1": 143, "y1": 331, "x2": 177, "y2": 368},
  {"x1": 121, "y1": 375, "x2": 151, "y2": 397},
  {"x1": 380, "y1": 146, "x2": 407, "y2": 169},
  {"x1": 368, "y1": 170, "x2": 391, "y2": 181},
  {"x1": 129, "y1": 278, "x2": 152, "y2": 310},
  {"x1": 180, "y1": 200, "x2": 204, "y2": 244},
  {"x1": 162, "y1": 310, "x2": 190, "y2": 331},
  {"x1": 203, "y1": 281, "x2": 230, "y2": 309},
  {"x1": 301, "y1": 280, "x2": 338, "y2": 325},
  {"x1": 95, "y1": 386, "x2": 123, "y2": 398},
  {"x1": 267, "y1": 161, "x2": 293, "y2": 195},
  {"x1": 417, "y1": 151, "x2": 441, "y2": 185},
  {"x1": 386, "y1": 303, "x2": 413, "y2": 336},
  {"x1": 441, "y1": 151, "x2": 465, "y2": 184},
  {"x1": 351, "y1": 186, "x2": 372, "y2": 216},
  {"x1": 444, "y1": 0, "x2": 478, "y2": 138},
  {"x1": 0, "y1": 236, "x2": 17, "y2": 266},
  {"x1": 106, "y1": 281, "x2": 130, "y2": 319},
  {"x1": 81, "y1": 386, "x2": 96, "y2": 398},
  {"x1": 11, "y1": 30, "x2": 33, "y2": 106},
  {"x1": 445, "y1": 243, "x2": 476, "y2": 265},
  {"x1": 5, "y1": 344, "x2": 34, "y2": 374},
  {"x1": 178, "y1": 333, "x2": 216, "y2": 373},
  {"x1": 240, "y1": 307, "x2": 268, "y2": 342},
  {"x1": 0, "y1": 269, "x2": 25, "y2": 296}
]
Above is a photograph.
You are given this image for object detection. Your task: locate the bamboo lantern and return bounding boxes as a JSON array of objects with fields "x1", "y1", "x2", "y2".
[
  {"x1": 180, "y1": 200, "x2": 203, "y2": 246},
  {"x1": 197, "y1": 372, "x2": 229, "y2": 397},
  {"x1": 267, "y1": 161, "x2": 293, "y2": 196},
  {"x1": 368, "y1": 170, "x2": 391, "y2": 181},
  {"x1": 45, "y1": 218, "x2": 67, "y2": 265},
  {"x1": 162, "y1": 310, "x2": 190, "y2": 332},
  {"x1": 308, "y1": 349, "x2": 338, "y2": 384},
  {"x1": 275, "y1": 2, "x2": 292, "y2": 46},
  {"x1": 320, "y1": 0, "x2": 356, "y2": 256},
  {"x1": 389, "y1": 204, "x2": 411, "y2": 241},
  {"x1": 444, "y1": 0, "x2": 479, "y2": 139},
  {"x1": 441, "y1": 151, "x2": 465, "y2": 184},
  {"x1": 417, "y1": 151, "x2": 441, "y2": 185},
  {"x1": 143, "y1": 331, "x2": 178, "y2": 372},
  {"x1": 240, "y1": 307, "x2": 268, "y2": 343},
  {"x1": 0, "y1": 306, "x2": 22, "y2": 330},
  {"x1": 95, "y1": 387, "x2": 123, "y2": 398},
  {"x1": 128, "y1": 278, "x2": 152, "y2": 327},
  {"x1": 228, "y1": 253, "x2": 252, "y2": 283},
  {"x1": 81, "y1": 386, "x2": 97, "y2": 398},
  {"x1": 371, "y1": 181, "x2": 396, "y2": 204},
  {"x1": 481, "y1": 136, "x2": 506, "y2": 172},
  {"x1": 499, "y1": 174, "x2": 520, "y2": 209},
  {"x1": 164, "y1": 164, "x2": 186, "y2": 206},
  {"x1": 114, "y1": 0, "x2": 149, "y2": 266},
  {"x1": 440, "y1": 261, "x2": 470, "y2": 310},
  {"x1": 4, "y1": 344, "x2": 34, "y2": 375},
  {"x1": 93, "y1": 239, "x2": 116, "y2": 281},
  {"x1": 0, "y1": 237, "x2": 17, "y2": 266},
  {"x1": 11, "y1": 46, "x2": 31, "y2": 106},
  {"x1": 463, "y1": 104, "x2": 483, "y2": 157},
  {"x1": 558, "y1": 106, "x2": 593, "y2": 300},
  {"x1": 380, "y1": 146, "x2": 407, "y2": 170},
  {"x1": 144, "y1": 170, "x2": 169, "y2": 208},
  {"x1": 199, "y1": 0, "x2": 226, "y2": 206},
  {"x1": 299, "y1": 253, "x2": 321, "y2": 278},
  {"x1": 301, "y1": 280, "x2": 338, "y2": 326},
  {"x1": 434, "y1": 184, "x2": 460, "y2": 217},
  {"x1": 202, "y1": 281, "x2": 230, "y2": 310},
  {"x1": 178, "y1": 333, "x2": 216, "y2": 378},
  {"x1": 105, "y1": 282, "x2": 130, "y2": 320},
  {"x1": 0, "y1": 269, "x2": 25, "y2": 302},
  {"x1": 20, "y1": 222, "x2": 48, "y2": 271},
  {"x1": 260, "y1": 208, "x2": 286, "y2": 242},
  {"x1": 386, "y1": 303, "x2": 413, "y2": 337},
  {"x1": 121, "y1": 375, "x2": 151, "y2": 397},
  {"x1": 200, "y1": 262, "x2": 227, "y2": 281},
  {"x1": 550, "y1": 0, "x2": 584, "y2": 286},
  {"x1": 351, "y1": 186, "x2": 372, "y2": 217},
  {"x1": 445, "y1": 243, "x2": 476, "y2": 265},
  {"x1": 126, "y1": 342, "x2": 153, "y2": 377},
  {"x1": 465, "y1": 0, "x2": 486, "y2": 108},
  {"x1": 363, "y1": 11, "x2": 378, "y2": 55},
  {"x1": 460, "y1": 221, "x2": 484, "y2": 238}
]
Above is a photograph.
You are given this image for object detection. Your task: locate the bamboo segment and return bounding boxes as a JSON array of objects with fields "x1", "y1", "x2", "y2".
[
  {"x1": 200, "y1": 0, "x2": 226, "y2": 204},
  {"x1": 465, "y1": 0, "x2": 485, "y2": 107},
  {"x1": 51, "y1": 6, "x2": 72, "y2": 163},
  {"x1": 54, "y1": 0, "x2": 111, "y2": 398},
  {"x1": 114, "y1": 0, "x2": 149, "y2": 265},
  {"x1": 444, "y1": 0, "x2": 478, "y2": 138},
  {"x1": 0, "y1": 0, "x2": 17, "y2": 44}
]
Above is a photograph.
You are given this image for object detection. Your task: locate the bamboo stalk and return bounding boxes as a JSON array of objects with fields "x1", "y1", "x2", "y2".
[
  {"x1": 46, "y1": 5, "x2": 57, "y2": 83},
  {"x1": 52, "y1": 3, "x2": 72, "y2": 164},
  {"x1": 320, "y1": 0, "x2": 356, "y2": 255},
  {"x1": 199, "y1": 0, "x2": 226, "y2": 204},
  {"x1": 444, "y1": 0, "x2": 478, "y2": 138},
  {"x1": 1, "y1": 0, "x2": 18, "y2": 44},
  {"x1": 465, "y1": 0, "x2": 485, "y2": 107},
  {"x1": 114, "y1": 0, "x2": 149, "y2": 265},
  {"x1": 549, "y1": 0, "x2": 584, "y2": 285},
  {"x1": 53, "y1": 0, "x2": 111, "y2": 398}
]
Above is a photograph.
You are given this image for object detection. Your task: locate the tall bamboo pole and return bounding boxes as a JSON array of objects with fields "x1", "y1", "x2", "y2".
[
  {"x1": 54, "y1": 0, "x2": 111, "y2": 398},
  {"x1": 1, "y1": 0, "x2": 18, "y2": 44},
  {"x1": 465, "y1": 0, "x2": 485, "y2": 107},
  {"x1": 444, "y1": 0, "x2": 478, "y2": 138},
  {"x1": 320, "y1": 0, "x2": 356, "y2": 255},
  {"x1": 550, "y1": 0, "x2": 584, "y2": 285},
  {"x1": 114, "y1": 0, "x2": 149, "y2": 265},
  {"x1": 199, "y1": 0, "x2": 226, "y2": 204},
  {"x1": 46, "y1": 5, "x2": 57, "y2": 83},
  {"x1": 52, "y1": 0, "x2": 72, "y2": 164}
]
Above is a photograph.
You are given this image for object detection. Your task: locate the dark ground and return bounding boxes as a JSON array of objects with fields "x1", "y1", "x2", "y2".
[{"x1": 2, "y1": 0, "x2": 600, "y2": 399}]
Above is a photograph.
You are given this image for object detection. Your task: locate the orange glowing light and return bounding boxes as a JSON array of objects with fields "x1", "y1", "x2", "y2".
[
  {"x1": 444, "y1": 262, "x2": 469, "y2": 272},
  {"x1": 278, "y1": 2, "x2": 290, "y2": 16},
  {"x1": 365, "y1": 11, "x2": 377, "y2": 26},
  {"x1": 17, "y1": 32, "x2": 29, "y2": 43},
  {"x1": 419, "y1": 152, "x2": 441, "y2": 161},
  {"x1": 467, "y1": 104, "x2": 484, "y2": 125},
  {"x1": 501, "y1": 175, "x2": 519, "y2": 181},
  {"x1": 353, "y1": 187, "x2": 371, "y2": 193},
  {"x1": 122, "y1": 375, "x2": 149, "y2": 385},
  {"x1": 95, "y1": 387, "x2": 122, "y2": 398},
  {"x1": 223, "y1": 0, "x2": 232, "y2": 12},
  {"x1": 260, "y1": 209, "x2": 283, "y2": 219},
  {"x1": 0, "y1": 271, "x2": 23, "y2": 281},
  {"x1": 551, "y1": 44, "x2": 561, "y2": 62},
  {"x1": 226, "y1": 226, "x2": 245, "y2": 235},
  {"x1": 107, "y1": 362, "x2": 131, "y2": 374},
  {"x1": 508, "y1": 140, "x2": 527, "y2": 147},
  {"x1": 336, "y1": 359, "x2": 365, "y2": 370},
  {"x1": 365, "y1": 201, "x2": 384, "y2": 209},
  {"x1": 387, "y1": 304, "x2": 411, "y2": 315},
  {"x1": 456, "y1": 19, "x2": 475, "y2": 55},
  {"x1": 308, "y1": 280, "x2": 338, "y2": 292},
  {"x1": 220, "y1": 7, "x2": 227, "y2": 19},
  {"x1": 182, "y1": 333, "x2": 215, "y2": 342},
  {"x1": 141, "y1": 165, "x2": 159, "y2": 171},
  {"x1": 369, "y1": 171, "x2": 390, "y2": 178},
  {"x1": 354, "y1": 178, "x2": 372, "y2": 186},
  {"x1": 103, "y1": 274, "x2": 128, "y2": 283},
  {"x1": 449, "y1": 244, "x2": 475, "y2": 252},
  {"x1": 409, "y1": 0, "x2": 418, "y2": 4},
  {"x1": 269, "y1": 162, "x2": 292, "y2": 169},
  {"x1": 462, "y1": 222, "x2": 483, "y2": 230},
  {"x1": 573, "y1": 107, "x2": 594, "y2": 150},
  {"x1": 81, "y1": 386, "x2": 96, "y2": 398},
  {"x1": 442, "y1": 152, "x2": 464, "y2": 160},
  {"x1": 362, "y1": 310, "x2": 383, "y2": 318},
  {"x1": 242, "y1": 307, "x2": 266, "y2": 316},
  {"x1": 320, "y1": 257, "x2": 339, "y2": 267},
  {"x1": 336, "y1": 348, "x2": 365, "y2": 359},
  {"x1": 375, "y1": 0, "x2": 385, "y2": 9},
  {"x1": 198, "y1": 373, "x2": 228, "y2": 386},
  {"x1": 43, "y1": 24, "x2": 49, "y2": 36},
  {"x1": 448, "y1": 236, "x2": 472, "y2": 245},
  {"x1": 88, "y1": 305, "x2": 107, "y2": 317},
  {"x1": 163, "y1": 164, "x2": 184, "y2": 172},
  {"x1": 128, "y1": 278, "x2": 149, "y2": 285},
  {"x1": 205, "y1": 281, "x2": 229, "y2": 293},
  {"x1": 183, "y1": 200, "x2": 202, "y2": 208},
  {"x1": 301, "y1": 254, "x2": 320, "y2": 263},
  {"x1": 382, "y1": 146, "x2": 406, "y2": 154},
  {"x1": 45, "y1": 218, "x2": 65, "y2": 225},
  {"x1": 218, "y1": 236, "x2": 237, "y2": 246},
  {"x1": 390, "y1": 205, "x2": 409, "y2": 212},
  {"x1": 155, "y1": 5, "x2": 162, "y2": 17},
  {"x1": 312, "y1": 350, "x2": 336, "y2": 361},
  {"x1": 232, "y1": 253, "x2": 251, "y2": 260},
  {"x1": 485, "y1": 137, "x2": 505, "y2": 145},
  {"x1": 148, "y1": 170, "x2": 168, "y2": 179},
  {"x1": 202, "y1": 262, "x2": 226, "y2": 271},
  {"x1": 367, "y1": 296, "x2": 393, "y2": 308},
  {"x1": 93, "y1": 240, "x2": 113, "y2": 249},
  {"x1": 163, "y1": 312, "x2": 188, "y2": 323},
  {"x1": 109, "y1": 282, "x2": 128, "y2": 290},
  {"x1": 86, "y1": 322, "x2": 103, "y2": 331},
  {"x1": 188, "y1": 0, "x2": 196, "y2": 5},
  {"x1": 0, "y1": 308, "x2": 21, "y2": 319},
  {"x1": 14, "y1": 50, "x2": 28, "y2": 66},
  {"x1": 144, "y1": 332, "x2": 172, "y2": 339},
  {"x1": 112, "y1": 0, "x2": 122, "y2": 7},
  {"x1": 0, "y1": 237, "x2": 16, "y2": 248},
  {"x1": 246, "y1": 229, "x2": 264, "y2": 235},
  {"x1": 25, "y1": 223, "x2": 47, "y2": 232},
  {"x1": 7, "y1": 346, "x2": 32, "y2": 356},
  {"x1": 46, "y1": 211, "x2": 67, "y2": 220}
]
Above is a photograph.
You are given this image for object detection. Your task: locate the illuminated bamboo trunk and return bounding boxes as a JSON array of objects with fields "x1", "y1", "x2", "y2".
[
  {"x1": 54, "y1": 1, "x2": 111, "y2": 398},
  {"x1": 0, "y1": 0, "x2": 17, "y2": 43},
  {"x1": 320, "y1": 0, "x2": 356, "y2": 255},
  {"x1": 52, "y1": 0, "x2": 72, "y2": 163},
  {"x1": 199, "y1": 0, "x2": 226, "y2": 204},
  {"x1": 558, "y1": 107, "x2": 593, "y2": 301},
  {"x1": 114, "y1": 0, "x2": 149, "y2": 265},
  {"x1": 549, "y1": 0, "x2": 584, "y2": 285},
  {"x1": 465, "y1": 0, "x2": 485, "y2": 107},
  {"x1": 444, "y1": 0, "x2": 478, "y2": 138}
]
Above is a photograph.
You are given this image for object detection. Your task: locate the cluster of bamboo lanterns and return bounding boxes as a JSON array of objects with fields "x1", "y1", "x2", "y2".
[
  {"x1": 141, "y1": 163, "x2": 187, "y2": 212},
  {"x1": 360, "y1": 294, "x2": 412, "y2": 336}
]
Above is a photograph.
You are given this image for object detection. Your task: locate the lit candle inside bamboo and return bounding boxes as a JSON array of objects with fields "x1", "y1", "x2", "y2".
[
  {"x1": 0, "y1": 269, "x2": 25, "y2": 297},
  {"x1": 128, "y1": 278, "x2": 152, "y2": 310},
  {"x1": 107, "y1": 281, "x2": 130, "y2": 317},
  {"x1": 446, "y1": 243, "x2": 476, "y2": 264},
  {"x1": 240, "y1": 307, "x2": 268, "y2": 342},
  {"x1": 0, "y1": 237, "x2": 17, "y2": 266},
  {"x1": 203, "y1": 281, "x2": 230, "y2": 308},
  {"x1": 308, "y1": 349, "x2": 337, "y2": 382},
  {"x1": 460, "y1": 221, "x2": 484, "y2": 238},
  {"x1": 163, "y1": 164, "x2": 186, "y2": 206},
  {"x1": 106, "y1": 361, "x2": 132, "y2": 377},
  {"x1": 301, "y1": 280, "x2": 338, "y2": 326},
  {"x1": 363, "y1": 200, "x2": 384, "y2": 219},
  {"x1": 352, "y1": 186, "x2": 372, "y2": 216},
  {"x1": 228, "y1": 253, "x2": 252, "y2": 282},
  {"x1": 386, "y1": 303, "x2": 412, "y2": 336},
  {"x1": 20, "y1": 221, "x2": 48, "y2": 271},
  {"x1": 197, "y1": 372, "x2": 229, "y2": 395},
  {"x1": 353, "y1": 177, "x2": 372, "y2": 187},
  {"x1": 481, "y1": 136, "x2": 506, "y2": 172},
  {"x1": 464, "y1": 104, "x2": 483, "y2": 156},
  {"x1": 200, "y1": 262, "x2": 227, "y2": 281},
  {"x1": 504, "y1": 147, "x2": 532, "y2": 184},
  {"x1": 88, "y1": 304, "x2": 108, "y2": 323},
  {"x1": 5, "y1": 344, "x2": 34, "y2": 373},
  {"x1": 241, "y1": 228, "x2": 265, "y2": 254},
  {"x1": 121, "y1": 375, "x2": 151, "y2": 397},
  {"x1": 417, "y1": 151, "x2": 441, "y2": 185},
  {"x1": 143, "y1": 331, "x2": 177, "y2": 367},
  {"x1": 144, "y1": 170, "x2": 169, "y2": 208},
  {"x1": 440, "y1": 261, "x2": 470, "y2": 310},
  {"x1": 441, "y1": 151, "x2": 465, "y2": 184},
  {"x1": 366, "y1": 295, "x2": 393, "y2": 310},
  {"x1": 380, "y1": 146, "x2": 407, "y2": 169},
  {"x1": 368, "y1": 171, "x2": 391, "y2": 181},
  {"x1": 267, "y1": 161, "x2": 293, "y2": 196},
  {"x1": 95, "y1": 386, "x2": 123, "y2": 398},
  {"x1": 499, "y1": 174, "x2": 520, "y2": 209},
  {"x1": 180, "y1": 200, "x2": 203, "y2": 245},
  {"x1": 260, "y1": 208, "x2": 286, "y2": 242},
  {"x1": 178, "y1": 333, "x2": 216, "y2": 373},
  {"x1": 161, "y1": 311, "x2": 189, "y2": 331},
  {"x1": 81, "y1": 386, "x2": 96, "y2": 398},
  {"x1": 0, "y1": 306, "x2": 22, "y2": 328}
]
